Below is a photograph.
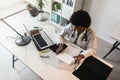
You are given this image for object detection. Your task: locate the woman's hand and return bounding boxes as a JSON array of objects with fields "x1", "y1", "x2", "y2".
[
  {"x1": 74, "y1": 54, "x2": 85, "y2": 64},
  {"x1": 56, "y1": 43, "x2": 64, "y2": 54}
]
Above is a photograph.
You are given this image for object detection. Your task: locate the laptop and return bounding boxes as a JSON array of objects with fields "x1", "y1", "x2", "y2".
[
  {"x1": 32, "y1": 31, "x2": 54, "y2": 51},
  {"x1": 23, "y1": 24, "x2": 54, "y2": 51}
]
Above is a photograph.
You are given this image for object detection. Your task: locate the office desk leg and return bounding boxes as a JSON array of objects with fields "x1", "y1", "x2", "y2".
[
  {"x1": 12, "y1": 55, "x2": 18, "y2": 68},
  {"x1": 103, "y1": 41, "x2": 120, "y2": 59}
]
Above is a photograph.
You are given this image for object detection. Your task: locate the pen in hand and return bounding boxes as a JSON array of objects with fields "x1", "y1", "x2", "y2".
[
  {"x1": 74, "y1": 51, "x2": 84, "y2": 64},
  {"x1": 56, "y1": 43, "x2": 64, "y2": 54}
]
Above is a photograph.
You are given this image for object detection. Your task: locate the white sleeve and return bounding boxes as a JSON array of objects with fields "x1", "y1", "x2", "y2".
[
  {"x1": 56, "y1": 23, "x2": 72, "y2": 44},
  {"x1": 80, "y1": 49, "x2": 96, "y2": 58},
  {"x1": 81, "y1": 31, "x2": 97, "y2": 58}
]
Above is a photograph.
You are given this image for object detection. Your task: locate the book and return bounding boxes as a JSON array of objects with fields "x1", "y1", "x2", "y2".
[
  {"x1": 56, "y1": 14, "x2": 60, "y2": 24},
  {"x1": 63, "y1": 44, "x2": 83, "y2": 56},
  {"x1": 51, "y1": 12, "x2": 55, "y2": 22},
  {"x1": 56, "y1": 44, "x2": 83, "y2": 65},
  {"x1": 56, "y1": 52, "x2": 75, "y2": 65}
]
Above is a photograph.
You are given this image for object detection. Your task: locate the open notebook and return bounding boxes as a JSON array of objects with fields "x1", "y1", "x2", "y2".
[
  {"x1": 56, "y1": 52, "x2": 75, "y2": 65},
  {"x1": 56, "y1": 44, "x2": 83, "y2": 65}
]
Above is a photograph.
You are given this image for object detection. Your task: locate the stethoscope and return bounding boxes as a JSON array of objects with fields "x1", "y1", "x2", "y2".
[
  {"x1": 81, "y1": 29, "x2": 88, "y2": 42},
  {"x1": 71, "y1": 28, "x2": 88, "y2": 42}
]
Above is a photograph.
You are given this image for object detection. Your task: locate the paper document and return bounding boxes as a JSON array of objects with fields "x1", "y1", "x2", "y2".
[
  {"x1": 56, "y1": 52, "x2": 75, "y2": 65},
  {"x1": 63, "y1": 44, "x2": 83, "y2": 56},
  {"x1": 56, "y1": 44, "x2": 83, "y2": 65}
]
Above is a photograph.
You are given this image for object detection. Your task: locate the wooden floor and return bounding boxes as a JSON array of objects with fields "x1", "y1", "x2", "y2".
[{"x1": 0, "y1": 2, "x2": 120, "y2": 80}]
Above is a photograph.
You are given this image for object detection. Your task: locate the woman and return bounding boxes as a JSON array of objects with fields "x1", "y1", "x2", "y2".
[{"x1": 56, "y1": 10, "x2": 97, "y2": 64}]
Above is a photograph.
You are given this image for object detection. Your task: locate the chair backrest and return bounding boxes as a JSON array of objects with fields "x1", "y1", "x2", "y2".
[{"x1": 73, "y1": 56, "x2": 113, "y2": 80}]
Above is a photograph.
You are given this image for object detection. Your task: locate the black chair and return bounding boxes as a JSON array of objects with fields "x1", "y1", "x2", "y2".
[{"x1": 73, "y1": 56, "x2": 113, "y2": 80}]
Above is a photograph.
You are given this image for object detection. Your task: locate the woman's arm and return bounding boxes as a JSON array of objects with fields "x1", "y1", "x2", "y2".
[
  {"x1": 56, "y1": 23, "x2": 73, "y2": 44},
  {"x1": 81, "y1": 35, "x2": 97, "y2": 58},
  {"x1": 74, "y1": 30, "x2": 97, "y2": 63}
]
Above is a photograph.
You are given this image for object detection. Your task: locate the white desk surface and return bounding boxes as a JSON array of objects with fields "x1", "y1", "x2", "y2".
[
  {"x1": 111, "y1": 27, "x2": 120, "y2": 41},
  {"x1": 1, "y1": 37, "x2": 79, "y2": 80},
  {"x1": 0, "y1": 11, "x2": 79, "y2": 80}
]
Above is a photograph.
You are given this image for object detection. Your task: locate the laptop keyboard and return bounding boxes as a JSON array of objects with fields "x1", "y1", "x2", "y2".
[{"x1": 34, "y1": 33, "x2": 48, "y2": 47}]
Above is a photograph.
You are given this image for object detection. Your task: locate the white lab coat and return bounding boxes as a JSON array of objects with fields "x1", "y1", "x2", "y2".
[{"x1": 57, "y1": 23, "x2": 97, "y2": 58}]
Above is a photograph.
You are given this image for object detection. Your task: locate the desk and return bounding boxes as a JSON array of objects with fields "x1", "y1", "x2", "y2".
[
  {"x1": 0, "y1": 11, "x2": 79, "y2": 80},
  {"x1": 103, "y1": 27, "x2": 120, "y2": 59}
]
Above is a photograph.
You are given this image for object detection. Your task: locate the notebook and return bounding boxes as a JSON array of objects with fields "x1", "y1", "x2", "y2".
[
  {"x1": 56, "y1": 52, "x2": 75, "y2": 65},
  {"x1": 32, "y1": 31, "x2": 54, "y2": 51},
  {"x1": 56, "y1": 44, "x2": 83, "y2": 65}
]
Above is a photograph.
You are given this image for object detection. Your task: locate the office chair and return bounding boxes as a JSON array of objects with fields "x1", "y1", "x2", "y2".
[{"x1": 73, "y1": 56, "x2": 113, "y2": 80}]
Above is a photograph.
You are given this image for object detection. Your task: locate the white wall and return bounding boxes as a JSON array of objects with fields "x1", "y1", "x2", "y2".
[
  {"x1": 0, "y1": 0, "x2": 120, "y2": 44},
  {"x1": 0, "y1": 0, "x2": 24, "y2": 10},
  {"x1": 83, "y1": 0, "x2": 120, "y2": 44}
]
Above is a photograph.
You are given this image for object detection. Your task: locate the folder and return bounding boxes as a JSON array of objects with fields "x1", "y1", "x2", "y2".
[{"x1": 51, "y1": 12, "x2": 55, "y2": 22}]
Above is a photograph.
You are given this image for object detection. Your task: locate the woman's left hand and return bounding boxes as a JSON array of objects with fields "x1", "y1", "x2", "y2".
[
  {"x1": 74, "y1": 54, "x2": 85, "y2": 64},
  {"x1": 56, "y1": 43, "x2": 64, "y2": 54}
]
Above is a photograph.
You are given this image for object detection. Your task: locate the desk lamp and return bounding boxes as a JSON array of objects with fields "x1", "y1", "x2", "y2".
[
  {"x1": 0, "y1": 9, "x2": 31, "y2": 46},
  {"x1": 26, "y1": 4, "x2": 39, "y2": 17},
  {"x1": 26, "y1": 4, "x2": 47, "y2": 21},
  {"x1": 0, "y1": 4, "x2": 40, "y2": 46}
]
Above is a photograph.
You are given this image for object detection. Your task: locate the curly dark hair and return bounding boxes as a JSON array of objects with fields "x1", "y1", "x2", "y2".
[{"x1": 70, "y1": 10, "x2": 91, "y2": 28}]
